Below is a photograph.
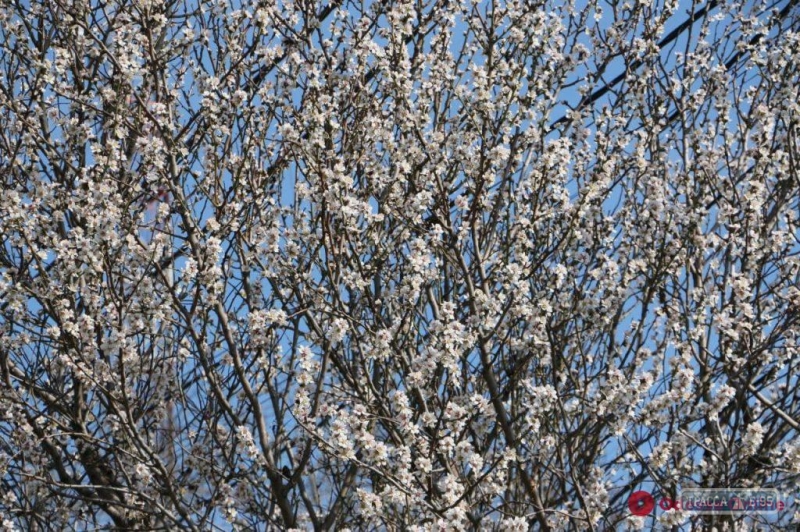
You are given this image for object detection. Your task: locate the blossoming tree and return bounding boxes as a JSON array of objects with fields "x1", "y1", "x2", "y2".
[{"x1": 1, "y1": 0, "x2": 799, "y2": 529}]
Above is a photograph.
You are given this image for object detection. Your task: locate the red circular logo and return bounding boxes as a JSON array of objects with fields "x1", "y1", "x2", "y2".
[{"x1": 628, "y1": 491, "x2": 655, "y2": 516}]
